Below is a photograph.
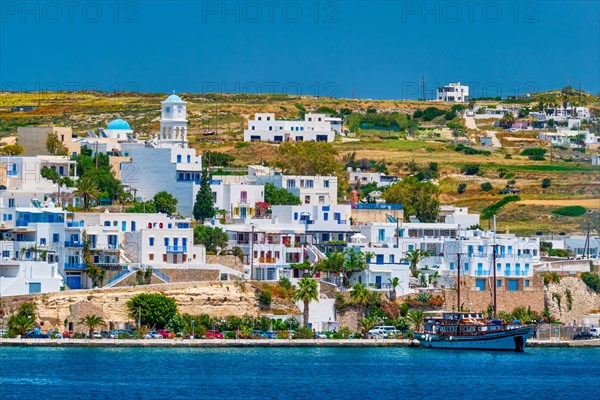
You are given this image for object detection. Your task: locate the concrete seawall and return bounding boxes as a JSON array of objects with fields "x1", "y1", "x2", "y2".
[{"x1": 1, "y1": 338, "x2": 599, "y2": 348}]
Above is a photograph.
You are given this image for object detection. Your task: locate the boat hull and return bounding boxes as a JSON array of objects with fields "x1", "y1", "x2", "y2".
[{"x1": 416, "y1": 326, "x2": 534, "y2": 352}]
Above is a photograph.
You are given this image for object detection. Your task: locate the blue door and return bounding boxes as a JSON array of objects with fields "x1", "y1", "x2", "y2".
[
  {"x1": 66, "y1": 276, "x2": 81, "y2": 289},
  {"x1": 375, "y1": 276, "x2": 382, "y2": 289}
]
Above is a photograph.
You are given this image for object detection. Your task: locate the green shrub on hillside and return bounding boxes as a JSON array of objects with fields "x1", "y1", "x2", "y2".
[
  {"x1": 461, "y1": 164, "x2": 480, "y2": 175},
  {"x1": 552, "y1": 206, "x2": 586, "y2": 217},
  {"x1": 481, "y1": 182, "x2": 493, "y2": 192},
  {"x1": 481, "y1": 195, "x2": 521, "y2": 219},
  {"x1": 455, "y1": 144, "x2": 491, "y2": 156},
  {"x1": 581, "y1": 272, "x2": 600, "y2": 294},
  {"x1": 521, "y1": 147, "x2": 547, "y2": 160},
  {"x1": 541, "y1": 272, "x2": 561, "y2": 285}
]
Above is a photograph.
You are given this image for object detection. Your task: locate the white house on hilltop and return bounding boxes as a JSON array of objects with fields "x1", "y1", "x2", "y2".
[
  {"x1": 243, "y1": 113, "x2": 340, "y2": 142},
  {"x1": 437, "y1": 82, "x2": 469, "y2": 103}
]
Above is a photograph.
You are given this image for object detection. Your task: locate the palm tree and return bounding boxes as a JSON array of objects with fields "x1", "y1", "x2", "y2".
[
  {"x1": 79, "y1": 314, "x2": 106, "y2": 338},
  {"x1": 403, "y1": 249, "x2": 430, "y2": 277},
  {"x1": 74, "y1": 176, "x2": 100, "y2": 210},
  {"x1": 293, "y1": 277, "x2": 319, "y2": 328},
  {"x1": 8, "y1": 314, "x2": 36, "y2": 336},
  {"x1": 359, "y1": 316, "x2": 379, "y2": 339},
  {"x1": 350, "y1": 282, "x2": 370, "y2": 318},
  {"x1": 407, "y1": 309, "x2": 424, "y2": 332},
  {"x1": 388, "y1": 277, "x2": 400, "y2": 301}
]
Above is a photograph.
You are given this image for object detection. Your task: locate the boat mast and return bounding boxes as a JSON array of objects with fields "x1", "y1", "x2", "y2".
[
  {"x1": 455, "y1": 250, "x2": 463, "y2": 336},
  {"x1": 457, "y1": 252, "x2": 461, "y2": 314},
  {"x1": 492, "y1": 215, "x2": 497, "y2": 319}
]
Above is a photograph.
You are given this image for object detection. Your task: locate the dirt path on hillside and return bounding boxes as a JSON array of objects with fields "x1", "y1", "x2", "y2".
[{"x1": 517, "y1": 199, "x2": 600, "y2": 208}]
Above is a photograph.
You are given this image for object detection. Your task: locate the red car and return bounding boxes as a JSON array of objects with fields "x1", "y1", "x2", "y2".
[
  {"x1": 62, "y1": 330, "x2": 74, "y2": 338},
  {"x1": 205, "y1": 330, "x2": 223, "y2": 339},
  {"x1": 157, "y1": 329, "x2": 172, "y2": 339}
]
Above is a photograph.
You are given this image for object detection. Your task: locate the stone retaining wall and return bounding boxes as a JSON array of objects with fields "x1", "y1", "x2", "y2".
[{"x1": 206, "y1": 255, "x2": 244, "y2": 272}]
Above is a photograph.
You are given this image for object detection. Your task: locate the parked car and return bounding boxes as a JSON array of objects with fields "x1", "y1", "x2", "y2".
[
  {"x1": 62, "y1": 330, "x2": 74, "y2": 338},
  {"x1": 205, "y1": 330, "x2": 223, "y2": 339},
  {"x1": 590, "y1": 327, "x2": 600, "y2": 338},
  {"x1": 93, "y1": 331, "x2": 102, "y2": 339},
  {"x1": 157, "y1": 329, "x2": 172, "y2": 339},
  {"x1": 144, "y1": 331, "x2": 163, "y2": 339},
  {"x1": 250, "y1": 330, "x2": 264, "y2": 338},
  {"x1": 261, "y1": 330, "x2": 278, "y2": 339},
  {"x1": 47, "y1": 330, "x2": 63, "y2": 339},
  {"x1": 109, "y1": 329, "x2": 127, "y2": 339},
  {"x1": 0, "y1": 329, "x2": 9, "y2": 336},
  {"x1": 573, "y1": 332, "x2": 594, "y2": 340},
  {"x1": 25, "y1": 331, "x2": 49, "y2": 339}
]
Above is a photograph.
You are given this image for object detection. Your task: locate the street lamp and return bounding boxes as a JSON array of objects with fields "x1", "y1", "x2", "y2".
[{"x1": 191, "y1": 319, "x2": 195, "y2": 340}]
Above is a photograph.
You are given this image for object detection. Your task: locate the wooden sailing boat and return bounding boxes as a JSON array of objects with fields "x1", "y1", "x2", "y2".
[{"x1": 414, "y1": 217, "x2": 534, "y2": 351}]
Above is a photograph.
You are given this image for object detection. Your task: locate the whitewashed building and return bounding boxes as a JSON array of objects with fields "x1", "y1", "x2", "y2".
[
  {"x1": 348, "y1": 169, "x2": 398, "y2": 187},
  {"x1": 0, "y1": 261, "x2": 63, "y2": 297},
  {"x1": 243, "y1": 113, "x2": 339, "y2": 142},
  {"x1": 119, "y1": 94, "x2": 203, "y2": 217},
  {"x1": 213, "y1": 204, "x2": 354, "y2": 281},
  {"x1": 437, "y1": 82, "x2": 469, "y2": 103}
]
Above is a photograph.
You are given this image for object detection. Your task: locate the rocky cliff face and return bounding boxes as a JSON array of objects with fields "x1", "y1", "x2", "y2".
[
  {"x1": 1, "y1": 282, "x2": 299, "y2": 332},
  {"x1": 545, "y1": 277, "x2": 600, "y2": 323}
]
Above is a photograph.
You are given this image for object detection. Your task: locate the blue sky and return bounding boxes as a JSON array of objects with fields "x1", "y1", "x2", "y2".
[{"x1": 1, "y1": 0, "x2": 599, "y2": 99}]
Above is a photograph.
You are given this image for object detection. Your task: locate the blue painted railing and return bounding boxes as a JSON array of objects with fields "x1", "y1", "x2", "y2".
[
  {"x1": 152, "y1": 268, "x2": 171, "y2": 283},
  {"x1": 66, "y1": 221, "x2": 84, "y2": 228},
  {"x1": 166, "y1": 246, "x2": 187, "y2": 253},
  {"x1": 64, "y1": 263, "x2": 87, "y2": 270},
  {"x1": 108, "y1": 269, "x2": 133, "y2": 285},
  {"x1": 64, "y1": 241, "x2": 85, "y2": 248}
]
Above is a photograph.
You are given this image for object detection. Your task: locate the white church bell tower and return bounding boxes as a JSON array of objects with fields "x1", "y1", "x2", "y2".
[{"x1": 160, "y1": 91, "x2": 188, "y2": 148}]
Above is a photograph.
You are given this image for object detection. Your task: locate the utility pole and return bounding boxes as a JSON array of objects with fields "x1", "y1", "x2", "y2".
[
  {"x1": 584, "y1": 223, "x2": 591, "y2": 260},
  {"x1": 421, "y1": 75, "x2": 426, "y2": 101},
  {"x1": 215, "y1": 101, "x2": 218, "y2": 134}
]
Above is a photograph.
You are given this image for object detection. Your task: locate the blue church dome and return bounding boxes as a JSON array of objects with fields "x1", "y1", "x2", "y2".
[
  {"x1": 106, "y1": 118, "x2": 131, "y2": 130},
  {"x1": 166, "y1": 94, "x2": 183, "y2": 102}
]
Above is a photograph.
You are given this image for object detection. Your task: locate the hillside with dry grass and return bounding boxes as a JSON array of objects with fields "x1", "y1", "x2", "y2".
[{"x1": 0, "y1": 90, "x2": 598, "y2": 235}]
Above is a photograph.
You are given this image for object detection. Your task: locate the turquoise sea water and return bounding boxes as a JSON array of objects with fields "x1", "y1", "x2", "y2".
[{"x1": 1, "y1": 347, "x2": 598, "y2": 399}]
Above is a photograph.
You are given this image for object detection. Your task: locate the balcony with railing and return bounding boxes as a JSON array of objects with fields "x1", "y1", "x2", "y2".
[
  {"x1": 64, "y1": 262, "x2": 87, "y2": 270},
  {"x1": 64, "y1": 241, "x2": 85, "y2": 248},
  {"x1": 166, "y1": 245, "x2": 187, "y2": 253},
  {"x1": 66, "y1": 221, "x2": 84, "y2": 228},
  {"x1": 258, "y1": 257, "x2": 277, "y2": 264},
  {"x1": 369, "y1": 282, "x2": 393, "y2": 290},
  {"x1": 92, "y1": 243, "x2": 121, "y2": 252},
  {"x1": 15, "y1": 220, "x2": 28, "y2": 227}
]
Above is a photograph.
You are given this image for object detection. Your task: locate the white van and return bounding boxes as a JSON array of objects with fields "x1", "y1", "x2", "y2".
[
  {"x1": 590, "y1": 327, "x2": 600, "y2": 338},
  {"x1": 368, "y1": 326, "x2": 399, "y2": 338}
]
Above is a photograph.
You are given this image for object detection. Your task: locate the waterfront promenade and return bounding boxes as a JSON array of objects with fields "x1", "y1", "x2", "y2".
[{"x1": 1, "y1": 338, "x2": 599, "y2": 348}]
